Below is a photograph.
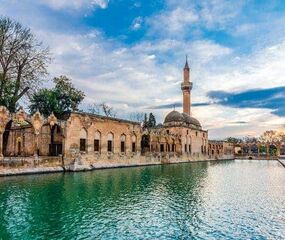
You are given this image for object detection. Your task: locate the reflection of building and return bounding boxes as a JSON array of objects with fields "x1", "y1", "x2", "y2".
[{"x1": 0, "y1": 60, "x2": 233, "y2": 172}]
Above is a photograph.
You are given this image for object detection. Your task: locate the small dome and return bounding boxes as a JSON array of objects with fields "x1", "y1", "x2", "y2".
[
  {"x1": 181, "y1": 113, "x2": 201, "y2": 128},
  {"x1": 164, "y1": 110, "x2": 184, "y2": 124}
]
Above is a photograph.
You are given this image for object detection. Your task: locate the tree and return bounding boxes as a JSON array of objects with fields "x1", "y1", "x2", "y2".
[
  {"x1": 87, "y1": 102, "x2": 117, "y2": 117},
  {"x1": 29, "y1": 76, "x2": 85, "y2": 119},
  {"x1": 225, "y1": 137, "x2": 242, "y2": 144},
  {"x1": 129, "y1": 112, "x2": 144, "y2": 122},
  {"x1": 148, "y1": 113, "x2": 156, "y2": 127},
  {"x1": 142, "y1": 113, "x2": 156, "y2": 129},
  {"x1": 0, "y1": 17, "x2": 50, "y2": 112},
  {"x1": 88, "y1": 103, "x2": 100, "y2": 115},
  {"x1": 100, "y1": 102, "x2": 117, "y2": 117},
  {"x1": 143, "y1": 113, "x2": 148, "y2": 128}
]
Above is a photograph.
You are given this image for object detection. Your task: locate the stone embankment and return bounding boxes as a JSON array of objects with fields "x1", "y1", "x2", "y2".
[{"x1": 0, "y1": 156, "x2": 235, "y2": 177}]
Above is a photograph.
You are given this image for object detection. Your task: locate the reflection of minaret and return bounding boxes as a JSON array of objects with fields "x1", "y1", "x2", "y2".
[{"x1": 181, "y1": 56, "x2": 192, "y2": 115}]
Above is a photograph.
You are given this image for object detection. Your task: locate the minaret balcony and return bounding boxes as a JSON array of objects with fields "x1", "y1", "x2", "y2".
[{"x1": 181, "y1": 82, "x2": 193, "y2": 91}]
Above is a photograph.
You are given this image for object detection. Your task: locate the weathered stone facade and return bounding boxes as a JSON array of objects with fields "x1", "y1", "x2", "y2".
[
  {"x1": 0, "y1": 60, "x2": 235, "y2": 174},
  {"x1": 208, "y1": 141, "x2": 234, "y2": 160}
]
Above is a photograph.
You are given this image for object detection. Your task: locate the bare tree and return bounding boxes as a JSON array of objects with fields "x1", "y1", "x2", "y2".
[
  {"x1": 129, "y1": 112, "x2": 144, "y2": 122},
  {"x1": 87, "y1": 102, "x2": 117, "y2": 117},
  {"x1": 88, "y1": 103, "x2": 100, "y2": 115},
  {"x1": 100, "y1": 102, "x2": 117, "y2": 117},
  {"x1": 0, "y1": 17, "x2": 50, "y2": 112}
]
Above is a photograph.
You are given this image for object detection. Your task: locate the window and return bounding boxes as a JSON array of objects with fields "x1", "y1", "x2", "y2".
[
  {"x1": 121, "y1": 141, "x2": 125, "y2": 153},
  {"x1": 132, "y1": 142, "x2": 136, "y2": 153},
  {"x1": 189, "y1": 144, "x2": 191, "y2": 153},
  {"x1": 94, "y1": 131, "x2": 101, "y2": 152},
  {"x1": 166, "y1": 130, "x2": 169, "y2": 134},
  {"x1": 185, "y1": 144, "x2": 187, "y2": 152},
  {"x1": 172, "y1": 144, "x2": 175, "y2": 152},
  {"x1": 132, "y1": 135, "x2": 136, "y2": 153},
  {"x1": 108, "y1": 141, "x2": 112, "y2": 152},
  {"x1": 160, "y1": 144, "x2": 164, "y2": 152},
  {"x1": 196, "y1": 131, "x2": 198, "y2": 136},
  {"x1": 80, "y1": 128, "x2": 87, "y2": 152},
  {"x1": 187, "y1": 130, "x2": 189, "y2": 135},
  {"x1": 201, "y1": 145, "x2": 203, "y2": 153},
  {"x1": 80, "y1": 139, "x2": 86, "y2": 151},
  {"x1": 120, "y1": 134, "x2": 126, "y2": 153},
  {"x1": 94, "y1": 139, "x2": 100, "y2": 152},
  {"x1": 107, "y1": 133, "x2": 114, "y2": 152}
]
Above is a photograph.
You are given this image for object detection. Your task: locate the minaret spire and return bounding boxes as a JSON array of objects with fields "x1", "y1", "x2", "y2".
[
  {"x1": 184, "y1": 55, "x2": 189, "y2": 69},
  {"x1": 181, "y1": 56, "x2": 192, "y2": 115}
]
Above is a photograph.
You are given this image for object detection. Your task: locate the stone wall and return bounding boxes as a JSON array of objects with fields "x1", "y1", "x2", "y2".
[{"x1": 64, "y1": 112, "x2": 142, "y2": 166}]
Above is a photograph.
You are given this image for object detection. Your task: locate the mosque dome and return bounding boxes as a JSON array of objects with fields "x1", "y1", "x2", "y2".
[
  {"x1": 164, "y1": 111, "x2": 202, "y2": 129},
  {"x1": 181, "y1": 113, "x2": 201, "y2": 128},
  {"x1": 164, "y1": 110, "x2": 184, "y2": 124}
]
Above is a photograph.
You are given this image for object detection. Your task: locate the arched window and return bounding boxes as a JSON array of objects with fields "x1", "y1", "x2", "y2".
[
  {"x1": 132, "y1": 135, "x2": 137, "y2": 153},
  {"x1": 188, "y1": 136, "x2": 191, "y2": 154},
  {"x1": 120, "y1": 134, "x2": 126, "y2": 153},
  {"x1": 184, "y1": 136, "x2": 187, "y2": 153},
  {"x1": 94, "y1": 131, "x2": 101, "y2": 152},
  {"x1": 107, "y1": 133, "x2": 114, "y2": 152},
  {"x1": 80, "y1": 128, "x2": 87, "y2": 152}
]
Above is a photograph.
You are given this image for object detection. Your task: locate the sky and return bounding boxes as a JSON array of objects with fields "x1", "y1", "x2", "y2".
[{"x1": 1, "y1": 0, "x2": 285, "y2": 139}]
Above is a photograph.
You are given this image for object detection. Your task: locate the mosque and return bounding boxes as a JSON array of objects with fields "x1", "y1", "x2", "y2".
[{"x1": 0, "y1": 59, "x2": 231, "y2": 171}]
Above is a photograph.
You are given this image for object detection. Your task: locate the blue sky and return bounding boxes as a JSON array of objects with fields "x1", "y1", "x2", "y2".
[{"x1": 1, "y1": 0, "x2": 285, "y2": 139}]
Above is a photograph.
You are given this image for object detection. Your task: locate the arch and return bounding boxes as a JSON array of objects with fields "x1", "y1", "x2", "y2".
[
  {"x1": 120, "y1": 134, "x2": 126, "y2": 153},
  {"x1": 94, "y1": 130, "x2": 101, "y2": 152},
  {"x1": 79, "y1": 128, "x2": 87, "y2": 152},
  {"x1": 107, "y1": 132, "x2": 114, "y2": 141},
  {"x1": 80, "y1": 128, "x2": 88, "y2": 139},
  {"x1": 131, "y1": 134, "x2": 137, "y2": 143},
  {"x1": 107, "y1": 132, "x2": 114, "y2": 152},
  {"x1": 259, "y1": 145, "x2": 267, "y2": 156},
  {"x1": 95, "y1": 130, "x2": 101, "y2": 140},
  {"x1": 141, "y1": 134, "x2": 150, "y2": 155},
  {"x1": 242, "y1": 145, "x2": 249, "y2": 155},
  {"x1": 39, "y1": 123, "x2": 63, "y2": 156},
  {"x1": 131, "y1": 134, "x2": 137, "y2": 153},
  {"x1": 3, "y1": 119, "x2": 35, "y2": 157},
  {"x1": 251, "y1": 144, "x2": 258, "y2": 156},
  {"x1": 269, "y1": 144, "x2": 277, "y2": 156}
]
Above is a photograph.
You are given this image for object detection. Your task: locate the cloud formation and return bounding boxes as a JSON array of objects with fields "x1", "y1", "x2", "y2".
[
  {"x1": 208, "y1": 87, "x2": 285, "y2": 117},
  {"x1": 1, "y1": 0, "x2": 285, "y2": 139},
  {"x1": 38, "y1": 0, "x2": 109, "y2": 10}
]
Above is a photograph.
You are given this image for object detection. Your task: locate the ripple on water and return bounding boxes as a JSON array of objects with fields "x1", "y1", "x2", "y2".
[{"x1": 0, "y1": 160, "x2": 284, "y2": 239}]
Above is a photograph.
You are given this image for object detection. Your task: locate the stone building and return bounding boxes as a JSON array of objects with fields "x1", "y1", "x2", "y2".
[
  {"x1": 140, "y1": 58, "x2": 208, "y2": 162},
  {"x1": 208, "y1": 140, "x2": 234, "y2": 159},
  {"x1": 0, "y1": 59, "x2": 213, "y2": 170}
]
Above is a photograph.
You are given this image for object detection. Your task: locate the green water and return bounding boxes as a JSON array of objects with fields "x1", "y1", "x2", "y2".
[{"x1": 0, "y1": 160, "x2": 284, "y2": 239}]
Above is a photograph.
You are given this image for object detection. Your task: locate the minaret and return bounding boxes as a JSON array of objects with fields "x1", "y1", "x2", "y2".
[{"x1": 181, "y1": 56, "x2": 192, "y2": 115}]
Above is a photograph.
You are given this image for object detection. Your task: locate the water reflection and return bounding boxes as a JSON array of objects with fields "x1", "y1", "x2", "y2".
[{"x1": 0, "y1": 160, "x2": 284, "y2": 239}]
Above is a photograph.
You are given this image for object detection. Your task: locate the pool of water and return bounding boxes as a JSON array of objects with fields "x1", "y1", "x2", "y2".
[{"x1": 0, "y1": 160, "x2": 284, "y2": 239}]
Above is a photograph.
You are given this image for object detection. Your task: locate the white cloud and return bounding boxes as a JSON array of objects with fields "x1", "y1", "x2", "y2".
[
  {"x1": 1, "y1": 0, "x2": 285, "y2": 139},
  {"x1": 131, "y1": 17, "x2": 143, "y2": 30},
  {"x1": 149, "y1": 7, "x2": 199, "y2": 35},
  {"x1": 38, "y1": 0, "x2": 109, "y2": 10}
]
